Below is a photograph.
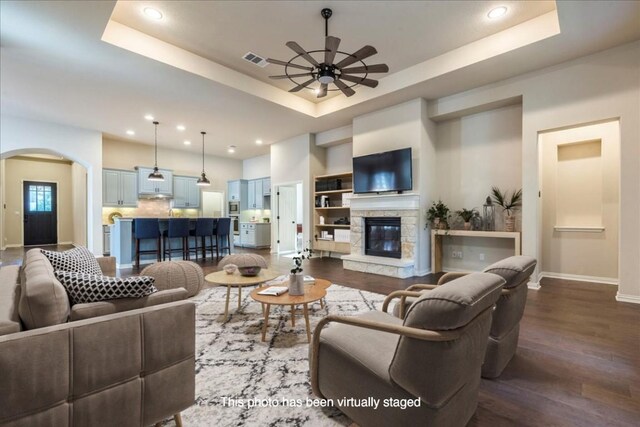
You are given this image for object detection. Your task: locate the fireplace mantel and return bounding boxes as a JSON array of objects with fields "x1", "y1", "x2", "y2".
[{"x1": 350, "y1": 193, "x2": 420, "y2": 211}]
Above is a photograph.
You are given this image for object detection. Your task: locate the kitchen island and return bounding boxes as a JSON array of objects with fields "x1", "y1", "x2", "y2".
[{"x1": 110, "y1": 218, "x2": 233, "y2": 269}]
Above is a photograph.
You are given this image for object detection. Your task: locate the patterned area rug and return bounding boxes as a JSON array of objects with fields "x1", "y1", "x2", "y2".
[{"x1": 181, "y1": 283, "x2": 386, "y2": 426}]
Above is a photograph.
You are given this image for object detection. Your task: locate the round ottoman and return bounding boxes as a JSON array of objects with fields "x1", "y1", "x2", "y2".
[{"x1": 141, "y1": 261, "x2": 204, "y2": 297}]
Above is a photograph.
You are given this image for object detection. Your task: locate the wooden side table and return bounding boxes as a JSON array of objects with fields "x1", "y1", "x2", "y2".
[
  {"x1": 250, "y1": 283, "x2": 327, "y2": 343},
  {"x1": 204, "y1": 269, "x2": 280, "y2": 319}
]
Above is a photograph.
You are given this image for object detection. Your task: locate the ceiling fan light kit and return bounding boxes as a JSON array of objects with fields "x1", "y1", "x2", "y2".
[{"x1": 267, "y1": 8, "x2": 389, "y2": 98}]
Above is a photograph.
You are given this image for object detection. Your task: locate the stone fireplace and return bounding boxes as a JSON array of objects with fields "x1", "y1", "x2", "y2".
[{"x1": 343, "y1": 194, "x2": 420, "y2": 278}]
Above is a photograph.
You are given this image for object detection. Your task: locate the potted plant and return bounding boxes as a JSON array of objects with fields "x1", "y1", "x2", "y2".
[
  {"x1": 456, "y1": 208, "x2": 477, "y2": 230},
  {"x1": 490, "y1": 186, "x2": 522, "y2": 232},
  {"x1": 290, "y1": 247, "x2": 313, "y2": 295},
  {"x1": 427, "y1": 200, "x2": 451, "y2": 229}
]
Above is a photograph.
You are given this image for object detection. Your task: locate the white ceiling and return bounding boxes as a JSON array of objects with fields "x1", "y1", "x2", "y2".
[
  {"x1": 1, "y1": 1, "x2": 639, "y2": 160},
  {"x1": 110, "y1": 1, "x2": 556, "y2": 103}
]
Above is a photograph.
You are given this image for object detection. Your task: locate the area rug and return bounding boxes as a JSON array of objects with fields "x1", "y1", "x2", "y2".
[{"x1": 180, "y1": 283, "x2": 386, "y2": 426}]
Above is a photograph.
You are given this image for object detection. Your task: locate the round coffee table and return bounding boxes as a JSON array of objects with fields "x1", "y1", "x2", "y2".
[
  {"x1": 204, "y1": 269, "x2": 280, "y2": 320},
  {"x1": 251, "y1": 282, "x2": 328, "y2": 343}
]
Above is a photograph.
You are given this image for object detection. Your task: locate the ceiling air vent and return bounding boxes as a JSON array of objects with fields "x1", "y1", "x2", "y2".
[{"x1": 242, "y1": 52, "x2": 268, "y2": 68}]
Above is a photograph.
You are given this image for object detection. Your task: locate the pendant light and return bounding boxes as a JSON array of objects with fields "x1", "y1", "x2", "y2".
[
  {"x1": 148, "y1": 121, "x2": 165, "y2": 182},
  {"x1": 196, "y1": 131, "x2": 211, "y2": 186}
]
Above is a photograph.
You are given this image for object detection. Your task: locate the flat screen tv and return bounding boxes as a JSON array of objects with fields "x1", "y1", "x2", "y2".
[{"x1": 353, "y1": 147, "x2": 412, "y2": 194}]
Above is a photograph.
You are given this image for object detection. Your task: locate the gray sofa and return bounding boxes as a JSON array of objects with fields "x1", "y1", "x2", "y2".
[
  {"x1": 311, "y1": 272, "x2": 506, "y2": 427},
  {"x1": 0, "y1": 248, "x2": 196, "y2": 426}
]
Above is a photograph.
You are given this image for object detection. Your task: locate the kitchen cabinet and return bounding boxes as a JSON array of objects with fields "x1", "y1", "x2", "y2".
[
  {"x1": 227, "y1": 179, "x2": 248, "y2": 210},
  {"x1": 172, "y1": 176, "x2": 200, "y2": 208},
  {"x1": 102, "y1": 169, "x2": 138, "y2": 207},
  {"x1": 262, "y1": 177, "x2": 271, "y2": 196},
  {"x1": 247, "y1": 179, "x2": 264, "y2": 209},
  {"x1": 136, "y1": 167, "x2": 173, "y2": 197},
  {"x1": 240, "y1": 222, "x2": 271, "y2": 248}
]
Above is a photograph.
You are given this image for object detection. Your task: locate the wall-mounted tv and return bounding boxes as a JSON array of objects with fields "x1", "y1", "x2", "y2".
[{"x1": 353, "y1": 147, "x2": 412, "y2": 194}]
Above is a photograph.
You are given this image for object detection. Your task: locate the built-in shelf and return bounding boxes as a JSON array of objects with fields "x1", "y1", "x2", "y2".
[
  {"x1": 554, "y1": 226, "x2": 605, "y2": 232},
  {"x1": 314, "y1": 171, "x2": 353, "y2": 256},
  {"x1": 315, "y1": 189, "x2": 353, "y2": 195}
]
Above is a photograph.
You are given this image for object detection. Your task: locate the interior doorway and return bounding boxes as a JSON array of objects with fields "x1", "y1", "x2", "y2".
[
  {"x1": 275, "y1": 183, "x2": 299, "y2": 254},
  {"x1": 538, "y1": 120, "x2": 620, "y2": 285},
  {"x1": 201, "y1": 191, "x2": 225, "y2": 217},
  {"x1": 23, "y1": 181, "x2": 58, "y2": 246}
]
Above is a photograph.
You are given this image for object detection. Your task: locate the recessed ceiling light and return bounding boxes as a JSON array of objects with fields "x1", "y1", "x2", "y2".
[
  {"x1": 176, "y1": 125, "x2": 186, "y2": 131},
  {"x1": 126, "y1": 130, "x2": 135, "y2": 136},
  {"x1": 256, "y1": 139, "x2": 263, "y2": 145},
  {"x1": 487, "y1": 6, "x2": 508, "y2": 19},
  {"x1": 144, "y1": 114, "x2": 154, "y2": 121},
  {"x1": 227, "y1": 146, "x2": 236, "y2": 154},
  {"x1": 143, "y1": 7, "x2": 163, "y2": 20},
  {"x1": 183, "y1": 140, "x2": 191, "y2": 145}
]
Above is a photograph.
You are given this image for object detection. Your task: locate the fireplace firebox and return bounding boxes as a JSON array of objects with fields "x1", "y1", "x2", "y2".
[{"x1": 365, "y1": 217, "x2": 401, "y2": 259}]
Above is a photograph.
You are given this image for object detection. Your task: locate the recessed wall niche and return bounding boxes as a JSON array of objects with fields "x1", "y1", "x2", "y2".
[{"x1": 555, "y1": 139, "x2": 602, "y2": 227}]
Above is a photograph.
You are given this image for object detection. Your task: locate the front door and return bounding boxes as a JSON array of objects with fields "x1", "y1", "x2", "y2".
[{"x1": 23, "y1": 181, "x2": 58, "y2": 246}]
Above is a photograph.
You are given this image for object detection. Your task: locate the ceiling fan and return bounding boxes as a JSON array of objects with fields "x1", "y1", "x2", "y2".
[{"x1": 267, "y1": 8, "x2": 389, "y2": 98}]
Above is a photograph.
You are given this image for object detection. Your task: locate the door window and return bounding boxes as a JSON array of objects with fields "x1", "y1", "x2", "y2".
[{"x1": 28, "y1": 184, "x2": 53, "y2": 212}]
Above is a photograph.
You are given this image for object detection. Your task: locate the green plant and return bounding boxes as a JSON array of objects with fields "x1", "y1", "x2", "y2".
[
  {"x1": 456, "y1": 208, "x2": 477, "y2": 222},
  {"x1": 291, "y1": 247, "x2": 313, "y2": 274},
  {"x1": 427, "y1": 200, "x2": 451, "y2": 224},
  {"x1": 491, "y1": 187, "x2": 522, "y2": 215}
]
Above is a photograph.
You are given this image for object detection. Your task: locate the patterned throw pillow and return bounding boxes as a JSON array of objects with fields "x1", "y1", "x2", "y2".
[
  {"x1": 55, "y1": 271, "x2": 157, "y2": 305},
  {"x1": 42, "y1": 246, "x2": 102, "y2": 275}
]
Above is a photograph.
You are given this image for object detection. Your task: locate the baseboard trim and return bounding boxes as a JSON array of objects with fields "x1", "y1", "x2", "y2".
[
  {"x1": 3, "y1": 244, "x2": 22, "y2": 248},
  {"x1": 116, "y1": 263, "x2": 133, "y2": 269},
  {"x1": 540, "y1": 271, "x2": 618, "y2": 286},
  {"x1": 414, "y1": 268, "x2": 431, "y2": 277},
  {"x1": 615, "y1": 293, "x2": 640, "y2": 304},
  {"x1": 527, "y1": 281, "x2": 541, "y2": 290}
]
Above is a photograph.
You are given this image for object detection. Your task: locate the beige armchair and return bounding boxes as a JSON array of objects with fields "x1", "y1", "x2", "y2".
[
  {"x1": 394, "y1": 256, "x2": 537, "y2": 378},
  {"x1": 310, "y1": 273, "x2": 505, "y2": 427}
]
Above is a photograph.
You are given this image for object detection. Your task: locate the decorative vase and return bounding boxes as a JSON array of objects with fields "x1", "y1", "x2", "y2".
[
  {"x1": 289, "y1": 273, "x2": 305, "y2": 296},
  {"x1": 504, "y1": 214, "x2": 516, "y2": 232},
  {"x1": 438, "y1": 221, "x2": 448, "y2": 230},
  {"x1": 463, "y1": 222, "x2": 471, "y2": 230},
  {"x1": 433, "y1": 218, "x2": 440, "y2": 228}
]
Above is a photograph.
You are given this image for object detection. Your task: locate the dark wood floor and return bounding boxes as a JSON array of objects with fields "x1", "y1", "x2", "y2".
[{"x1": 3, "y1": 245, "x2": 639, "y2": 426}]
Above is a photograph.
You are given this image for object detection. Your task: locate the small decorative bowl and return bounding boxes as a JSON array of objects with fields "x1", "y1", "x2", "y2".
[
  {"x1": 223, "y1": 264, "x2": 237, "y2": 275},
  {"x1": 238, "y1": 266, "x2": 262, "y2": 277}
]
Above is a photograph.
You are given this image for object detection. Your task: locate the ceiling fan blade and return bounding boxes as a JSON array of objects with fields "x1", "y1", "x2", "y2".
[
  {"x1": 340, "y1": 74, "x2": 379, "y2": 88},
  {"x1": 266, "y1": 58, "x2": 313, "y2": 71},
  {"x1": 324, "y1": 36, "x2": 341, "y2": 65},
  {"x1": 335, "y1": 45, "x2": 378, "y2": 69},
  {"x1": 334, "y1": 79, "x2": 356, "y2": 97},
  {"x1": 317, "y1": 83, "x2": 328, "y2": 98},
  {"x1": 341, "y1": 64, "x2": 389, "y2": 74},
  {"x1": 286, "y1": 41, "x2": 320, "y2": 67},
  {"x1": 289, "y1": 78, "x2": 316, "y2": 93},
  {"x1": 269, "y1": 73, "x2": 313, "y2": 80}
]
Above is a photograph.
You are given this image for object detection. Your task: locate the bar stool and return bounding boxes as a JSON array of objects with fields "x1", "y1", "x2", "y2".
[
  {"x1": 216, "y1": 217, "x2": 232, "y2": 258},
  {"x1": 133, "y1": 218, "x2": 161, "y2": 269},
  {"x1": 163, "y1": 218, "x2": 190, "y2": 261},
  {"x1": 189, "y1": 218, "x2": 215, "y2": 261}
]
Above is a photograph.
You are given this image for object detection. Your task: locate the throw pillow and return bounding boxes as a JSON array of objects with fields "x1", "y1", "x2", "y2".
[
  {"x1": 55, "y1": 271, "x2": 158, "y2": 305},
  {"x1": 42, "y1": 246, "x2": 102, "y2": 275}
]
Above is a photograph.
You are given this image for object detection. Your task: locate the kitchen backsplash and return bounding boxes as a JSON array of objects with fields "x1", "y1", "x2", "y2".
[
  {"x1": 240, "y1": 209, "x2": 271, "y2": 223},
  {"x1": 102, "y1": 199, "x2": 200, "y2": 224}
]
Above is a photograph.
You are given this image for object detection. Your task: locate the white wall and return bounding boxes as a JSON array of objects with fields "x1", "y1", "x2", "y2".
[
  {"x1": 436, "y1": 104, "x2": 523, "y2": 271},
  {"x1": 71, "y1": 162, "x2": 87, "y2": 246},
  {"x1": 103, "y1": 138, "x2": 242, "y2": 193},
  {"x1": 429, "y1": 41, "x2": 640, "y2": 301},
  {"x1": 539, "y1": 121, "x2": 619, "y2": 281},
  {"x1": 325, "y1": 142, "x2": 353, "y2": 175},
  {"x1": 0, "y1": 116, "x2": 103, "y2": 255},
  {"x1": 270, "y1": 133, "x2": 325, "y2": 250},
  {"x1": 352, "y1": 98, "x2": 436, "y2": 275},
  {"x1": 243, "y1": 154, "x2": 270, "y2": 180}
]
